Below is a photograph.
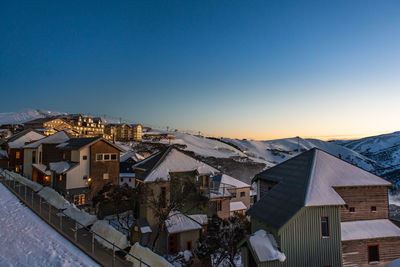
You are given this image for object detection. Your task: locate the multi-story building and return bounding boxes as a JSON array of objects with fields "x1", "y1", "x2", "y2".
[
  {"x1": 240, "y1": 148, "x2": 400, "y2": 267},
  {"x1": 49, "y1": 137, "x2": 123, "y2": 205},
  {"x1": 104, "y1": 123, "x2": 142, "y2": 141},
  {"x1": 23, "y1": 117, "x2": 73, "y2": 135},
  {"x1": 1, "y1": 129, "x2": 45, "y2": 173},
  {"x1": 133, "y1": 146, "x2": 250, "y2": 253},
  {"x1": 23, "y1": 131, "x2": 71, "y2": 185}
]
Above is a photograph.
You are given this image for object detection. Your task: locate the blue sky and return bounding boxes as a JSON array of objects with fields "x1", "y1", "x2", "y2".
[{"x1": 1, "y1": 1, "x2": 400, "y2": 139}]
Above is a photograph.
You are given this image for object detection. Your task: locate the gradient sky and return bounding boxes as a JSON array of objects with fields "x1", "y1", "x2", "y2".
[{"x1": 1, "y1": 1, "x2": 400, "y2": 140}]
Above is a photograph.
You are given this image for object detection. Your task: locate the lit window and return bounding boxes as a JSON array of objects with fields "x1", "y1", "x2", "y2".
[
  {"x1": 15, "y1": 151, "x2": 20, "y2": 159},
  {"x1": 321, "y1": 217, "x2": 330, "y2": 238},
  {"x1": 103, "y1": 173, "x2": 109, "y2": 180},
  {"x1": 59, "y1": 175, "x2": 62, "y2": 181},
  {"x1": 73, "y1": 194, "x2": 85, "y2": 205}
]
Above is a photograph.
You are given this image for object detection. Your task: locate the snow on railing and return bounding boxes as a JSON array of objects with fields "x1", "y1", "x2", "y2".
[{"x1": 0, "y1": 169, "x2": 152, "y2": 267}]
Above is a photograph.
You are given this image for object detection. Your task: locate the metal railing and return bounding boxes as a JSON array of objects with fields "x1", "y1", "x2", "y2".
[{"x1": 0, "y1": 170, "x2": 151, "y2": 267}]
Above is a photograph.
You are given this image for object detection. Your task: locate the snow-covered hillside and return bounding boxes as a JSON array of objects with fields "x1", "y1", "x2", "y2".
[
  {"x1": 145, "y1": 130, "x2": 249, "y2": 159},
  {"x1": 0, "y1": 109, "x2": 65, "y2": 125},
  {"x1": 333, "y1": 131, "x2": 400, "y2": 169},
  {"x1": 222, "y1": 137, "x2": 379, "y2": 172},
  {"x1": 0, "y1": 183, "x2": 98, "y2": 266}
]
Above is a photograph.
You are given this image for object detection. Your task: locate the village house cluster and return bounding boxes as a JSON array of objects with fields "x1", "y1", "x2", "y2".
[{"x1": 1, "y1": 115, "x2": 400, "y2": 266}]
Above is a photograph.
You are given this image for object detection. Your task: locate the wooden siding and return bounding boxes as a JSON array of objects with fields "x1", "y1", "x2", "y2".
[
  {"x1": 41, "y1": 144, "x2": 64, "y2": 165},
  {"x1": 89, "y1": 140, "x2": 120, "y2": 198},
  {"x1": 247, "y1": 206, "x2": 343, "y2": 267},
  {"x1": 334, "y1": 186, "x2": 389, "y2": 222},
  {"x1": 342, "y1": 237, "x2": 400, "y2": 267}
]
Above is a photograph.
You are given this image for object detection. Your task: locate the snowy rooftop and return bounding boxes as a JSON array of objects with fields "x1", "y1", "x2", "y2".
[
  {"x1": 221, "y1": 174, "x2": 250, "y2": 188},
  {"x1": 305, "y1": 149, "x2": 391, "y2": 206},
  {"x1": 230, "y1": 201, "x2": 247, "y2": 212},
  {"x1": 165, "y1": 211, "x2": 203, "y2": 234},
  {"x1": 49, "y1": 161, "x2": 78, "y2": 174},
  {"x1": 24, "y1": 131, "x2": 70, "y2": 148},
  {"x1": 248, "y1": 230, "x2": 286, "y2": 263},
  {"x1": 7, "y1": 130, "x2": 44, "y2": 149},
  {"x1": 341, "y1": 219, "x2": 400, "y2": 241},
  {"x1": 32, "y1": 163, "x2": 51, "y2": 176},
  {"x1": 120, "y1": 151, "x2": 144, "y2": 162},
  {"x1": 137, "y1": 148, "x2": 219, "y2": 182}
]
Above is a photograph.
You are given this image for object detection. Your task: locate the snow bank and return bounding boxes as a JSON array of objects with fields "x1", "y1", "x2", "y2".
[
  {"x1": 249, "y1": 230, "x2": 286, "y2": 262},
  {"x1": 3, "y1": 171, "x2": 43, "y2": 192},
  {"x1": 0, "y1": 183, "x2": 98, "y2": 267},
  {"x1": 38, "y1": 187, "x2": 70, "y2": 210},
  {"x1": 91, "y1": 220, "x2": 129, "y2": 250},
  {"x1": 126, "y1": 243, "x2": 174, "y2": 267},
  {"x1": 63, "y1": 205, "x2": 97, "y2": 227}
]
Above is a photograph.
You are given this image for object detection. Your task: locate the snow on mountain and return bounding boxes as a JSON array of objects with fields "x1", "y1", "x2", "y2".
[
  {"x1": 333, "y1": 131, "x2": 400, "y2": 168},
  {"x1": 0, "y1": 109, "x2": 65, "y2": 125},
  {"x1": 146, "y1": 130, "x2": 249, "y2": 159},
  {"x1": 222, "y1": 137, "x2": 379, "y2": 172}
]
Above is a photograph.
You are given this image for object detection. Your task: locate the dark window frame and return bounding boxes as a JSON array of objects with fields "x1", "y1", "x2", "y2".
[
  {"x1": 349, "y1": 207, "x2": 355, "y2": 213},
  {"x1": 371, "y1": 206, "x2": 377, "y2": 212},
  {"x1": 321, "y1": 216, "x2": 330, "y2": 238}
]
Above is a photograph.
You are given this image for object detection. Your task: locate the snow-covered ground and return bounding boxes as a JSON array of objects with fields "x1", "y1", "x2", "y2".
[{"x1": 0, "y1": 183, "x2": 99, "y2": 267}]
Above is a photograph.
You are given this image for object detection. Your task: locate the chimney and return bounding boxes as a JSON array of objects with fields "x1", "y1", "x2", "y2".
[{"x1": 338, "y1": 153, "x2": 343, "y2": 159}]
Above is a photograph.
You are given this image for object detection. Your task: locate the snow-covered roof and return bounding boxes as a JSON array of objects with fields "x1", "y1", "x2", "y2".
[
  {"x1": 137, "y1": 147, "x2": 218, "y2": 183},
  {"x1": 188, "y1": 214, "x2": 208, "y2": 225},
  {"x1": 24, "y1": 131, "x2": 70, "y2": 148},
  {"x1": 230, "y1": 201, "x2": 247, "y2": 212},
  {"x1": 126, "y1": 243, "x2": 174, "y2": 267},
  {"x1": 32, "y1": 163, "x2": 51, "y2": 176},
  {"x1": 140, "y1": 226, "x2": 152, "y2": 234},
  {"x1": 341, "y1": 219, "x2": 400, "y2": 241},
  {"x1": 120, "y1": 151, "x2": 144, "y2": 162},
  {"x1": 49, "y1": 161, "x2": 78, "y2": 174},
  {"x1": 221, "y1": 174, "x2": 250, "y2": 188},
  {"x1": 120, "y1": 173, "x2": 135, "y2": 178},
  {"x1": 165, "y1": 211, "x2": 203, "y2": 234},
  {"x1": 305, "y1": 149, "x2": 391, "y2": 206},
  {"x1": 248, "y1": 230, "x2": 286, "y2": 263},
  {"x1": 7, "y1": 130, "x2": 44, "y2": 149}
]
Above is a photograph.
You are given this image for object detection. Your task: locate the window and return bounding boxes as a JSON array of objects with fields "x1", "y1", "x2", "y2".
[
  {"x1": 371, "y1": 206, "x2": 377, "y2": 212},
  {"x1": 129, "y1": 178, "x2": 132, "y2": 182},
  {"x1": 15, "y1": 151, "x2": 20, "y2": 159},
  {"x1": 368, "y1": 245, "x2": 379, "y2": 263},
  {"x1": 103, "y1": 173, "x2": 109, "y2": 180},
  {"x1": 349, "y1": 207, "x2": 355, "y2": 213},
  {"x1": 321, "y1": 217, "x2": 330, "y2": 238},
  {"x1": 240, "y1": 191, "x2": 246, "y2": 197},
  {"x1": 232, "y1": 192, "x2": 237, "y2": 198},
  {"x1": 59, "y1": 175, "x2": 62, "y2": 181},
  {"x1": 161, "y1": 187, "x2": 167, "y2": 208},
  {"x1": 110, "y1": 154, "x2": 117, "y2": 160},
  {"x1": 32, "y1": 151, "x2": 36, "y2": 164},
  {"x1": 74, "y1": 194, "x2": 85, "y2": 205},
  {"x1": 82, "y1": 155, "x2": 87, "y2": 160},
  {"x1": 96, "y1": 154, "x2": 103, "y2": 161},
  {"x1": 186, "y1": 241, "x2": 192, "y2": 251},
  {"x1": 104, "y1": 154, "x2": 110, "y2": 160},
  {"x1": 217, "y1": 200, "x2": 222, "y2": 211}
]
